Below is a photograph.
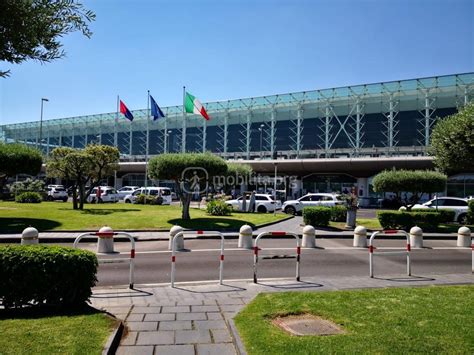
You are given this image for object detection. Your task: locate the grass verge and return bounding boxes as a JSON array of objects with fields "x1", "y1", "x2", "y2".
[
  {"x1": 0, "y1": 201, "x2": 288, "y2": 232},
  {"x1": 0, "y1": 307, "x2": 116, "y2": 354},
  {"x1": 234, "y1": 285, "x2": 474, "y2": 354}
]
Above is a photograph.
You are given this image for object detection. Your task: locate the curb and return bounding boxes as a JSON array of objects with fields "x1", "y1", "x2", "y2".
[
  {"x1": 102, "y1": 319, "x2": 124, "y2": 355},
  {"x1": 228, "y1": 318, "x2": 247, "y2": 355}
]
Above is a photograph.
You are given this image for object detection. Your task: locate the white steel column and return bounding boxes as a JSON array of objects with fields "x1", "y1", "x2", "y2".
[
  {"x1": 325, "y1": 105, "x2": 330, "y2": 157},
  {"x1": 355, "y1": 101, "x2": 362, "y2": 153},
  {"x1": 224, "y1": 110, "x2": 229, "y2": 154},
  {"x1": 46, "y1": 126, "x2": 50, "y2": 155},
  {"x1": 465, "y1": 87, "x2": 469, "y2": 105},
  {"x1": 202, "y1": 119, "x2": 207, "y2": 152},
  {"x1": 71, "y1": 123, "x2": 75, "y2": 148},
  {"x1": 246, "y1": 112, "x2": 251, "y2": 159},
  {"x1": 270, "y1": 108, "x2": 276, "y2": 157},
  {"x1": 424, "y1": 93, "x2": 431, "y2": 146},
  {"x1": 163, "y1": 118, "x2": 168, "y2": 153},
  {"x1": 296, "y1": 106, "x2": 303, "y2": 157},
  {"x1": 129, "y1": 120, "x2": 133, "y2": 155}
]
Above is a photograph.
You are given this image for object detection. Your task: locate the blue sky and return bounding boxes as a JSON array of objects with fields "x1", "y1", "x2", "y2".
[{"x1": 1, "y1": 0, "x2": 473, "y2": 125}]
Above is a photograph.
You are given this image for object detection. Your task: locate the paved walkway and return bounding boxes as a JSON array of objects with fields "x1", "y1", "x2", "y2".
[{"x1": 90, "y1": 273, "x2": 473, "y2": 355}]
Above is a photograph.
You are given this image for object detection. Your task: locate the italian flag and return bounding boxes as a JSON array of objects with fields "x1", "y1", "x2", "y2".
[{"x1": 184, "y1": 92, "x2": 210, "y2": 120}]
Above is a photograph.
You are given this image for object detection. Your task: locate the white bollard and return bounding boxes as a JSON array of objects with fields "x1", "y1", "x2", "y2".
[
  {"x1": 457, "y1": 226, "x2": 471, "y2": 248},
  {"x1": 97, "y1": 226, "x2": 115, "y2": 254},
  {"x1": 353, "y1": 225, "x2": 367, "y2": 248},
  {"x1": 302, "y1": 225, "x2": 316, "y2": 248},
  {"x1": 169, "y1": 225, "x2": 184, "y2": 251},
  {"x1": 21, "y1": 227, "x2": 39, "y2": 245},
  {"x1": 238, "y1": 224, "x2": 253, "y2": 249},
  {"x1": 410, "y1": 226, "x2": 423, "y2": 248}
]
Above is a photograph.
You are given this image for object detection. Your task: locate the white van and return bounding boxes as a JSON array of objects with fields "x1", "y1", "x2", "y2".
[{"x1": 124, "y1": 187, "x2": 172, "y2": 205}]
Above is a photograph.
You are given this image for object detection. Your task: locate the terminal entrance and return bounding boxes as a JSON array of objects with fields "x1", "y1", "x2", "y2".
[{"x1": 302, "y1": 174, "x2": 357, "y2": 195}]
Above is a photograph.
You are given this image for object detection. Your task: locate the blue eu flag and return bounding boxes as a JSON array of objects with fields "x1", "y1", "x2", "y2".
[{"x1": 150, "y1": 95, "x2": 165, "y2": 120}]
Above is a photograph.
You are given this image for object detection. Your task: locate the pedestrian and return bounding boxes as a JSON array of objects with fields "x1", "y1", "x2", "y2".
[{"x1": 249, "y1": 191, "x2": 256, "y2": 213}]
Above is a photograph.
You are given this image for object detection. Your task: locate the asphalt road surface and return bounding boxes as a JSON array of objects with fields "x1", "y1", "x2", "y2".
[{"x1": 65, "y1": 238, "x2": 472, "y2": 287}]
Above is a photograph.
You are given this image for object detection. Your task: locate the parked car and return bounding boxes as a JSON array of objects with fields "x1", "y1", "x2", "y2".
[
  {"x1": 282, "y1": 193, "x2": 345, "y2": 215},
  {"x1": 117, "y1": 186, "x2": 140, "y2": 200},
  {"x1": 86, "y1": 186, "x2": 119, "y2": 203},
  {"x1": 225, "y1": 194, "x2": 282, "y2": 213},
  {"x1": 124, "y1": 187, "x2": 172, "y2": 205},
  {"x1": 399, "y1": 197, "x2": 469, "y2": 223},
  {"x1": 46, "y1": 185, "x2": 68, "y2": 202}
]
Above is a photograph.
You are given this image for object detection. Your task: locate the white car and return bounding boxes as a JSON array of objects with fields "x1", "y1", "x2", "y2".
[
  {"x1": 117, "y1": 186, "x2": 140, "y2": 200},
  {"x1": 86, "y1": 186, "x2": 119, "y2": 203},
  {"x1": 399, "y1": 197, "x2": 469, "y2": 223},
  {"x1": 282, "y1": 193, "x2": 345, "y2": 215},
  {"x1": 124, "y1": 187, "x2": 172, "y2": 205},
  {"x1": 46, "y1": 185, "x2": 68, "y2": 202},
  {"x1": 226, "y1": 194, "x2": 282, "y2": 213}
]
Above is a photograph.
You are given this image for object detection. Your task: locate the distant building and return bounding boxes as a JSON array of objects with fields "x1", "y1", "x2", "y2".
[{"x1": 2, "y1": 72, "x2": 473, "y2": 202}]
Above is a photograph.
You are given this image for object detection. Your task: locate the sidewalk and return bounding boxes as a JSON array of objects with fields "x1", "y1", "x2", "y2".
[{"x1": 90, "y1": 273, "x2": 474, "y2": 355}]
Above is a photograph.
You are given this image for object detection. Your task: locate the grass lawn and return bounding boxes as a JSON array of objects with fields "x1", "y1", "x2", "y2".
[
  {"x1": 0, "y1": 308, "x2": 116, "y2": 354},
  {"x1": 235, "y1": 285, "x2": 474, "y2": 354},
  {"x1": 0, "y1": 201, "x2": 288, "y2": 232}
]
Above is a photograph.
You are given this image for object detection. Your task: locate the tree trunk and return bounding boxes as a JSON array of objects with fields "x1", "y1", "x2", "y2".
[
  {"x1": 78, "y1": 183, "x2": 85, "y2": 210},
  {"x1": 181, "y1": 193, "x2": 192, "y2": 220},
  {"x1": 72, "y1": 187, "x2": 78, "y2": 210}
]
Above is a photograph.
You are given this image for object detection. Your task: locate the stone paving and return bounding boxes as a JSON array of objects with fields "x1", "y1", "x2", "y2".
[{"x1": 90, "y1": 272, "x2": 473, "y2": 355}]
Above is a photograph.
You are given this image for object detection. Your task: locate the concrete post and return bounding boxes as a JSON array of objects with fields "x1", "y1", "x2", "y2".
[
  {"x1": 302, "y1": 225, "x2": 316, "y2": 248},
  {"x1": 169, "y1": 225, "x2": 184, "y2": 251},
  {"x1": 97, "y1": 226, "x2": 115, "y2": 254},
  {"x1": 457, "y1": 226, "x2": 471, "y2": 247},
  {"x1": 238, "y1": 224, "x2": 253, "y2": 249},
  {"x1": 410, "y1": 226, "x2": 423, "y2": 248},
  {"x1": 21, "y1": 227, "x2": 39, "y2": 245},
  {"x1": 353, "y1": 225, "x2": 367, "y2": 248}
]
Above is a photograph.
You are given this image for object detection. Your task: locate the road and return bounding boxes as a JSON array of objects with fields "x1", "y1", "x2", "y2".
[{"x1": 64, "y1": 238, "x2": 472, "y2": 287}]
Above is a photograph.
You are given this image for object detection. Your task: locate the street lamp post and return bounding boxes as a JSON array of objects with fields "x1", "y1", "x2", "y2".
[
  {"x1": 258, "y1": 124, "x2": 264, "y2": 158},
  {"x1": 38, "y1": 98, "x2": 49, "y2": 150}
]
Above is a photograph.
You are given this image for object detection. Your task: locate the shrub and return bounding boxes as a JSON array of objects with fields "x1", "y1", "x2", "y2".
[
  {"x1": 330, "y1": 205, "x2": 347, "y2": 222},
  {"x1": 15, "y1": 191, "x2": 42, "y2": 203},
  {"x1": 303, "y1": 207, "x2": 331, "y2": 227},
  {"x1": 377, "y1": 211, "x2": 442, "y2": 230},
  {"x1": 0, "y1": 245, "x2": 98, "y2": 309},
  {"x1": 467, "y1": 200, "x2": 474, "y2": 225},
  {"x1": 411, "y1": 208, "x2": 456, "y2": 223},
  {"x1": 135, "y1": 193, "x2": 163, "y2": 205},
  {"x1": 206, "y1": 199, "x2": 232, "y2": 216}
]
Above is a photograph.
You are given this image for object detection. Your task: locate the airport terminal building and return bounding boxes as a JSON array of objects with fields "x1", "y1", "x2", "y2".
[{"x1": 1, "y1": 72, "x2": 473, "y2": 202}]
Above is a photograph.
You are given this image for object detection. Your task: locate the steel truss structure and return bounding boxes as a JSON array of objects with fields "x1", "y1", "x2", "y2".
[{"x1": 1, "y1": 73, "x2": 473, "y2": 160}]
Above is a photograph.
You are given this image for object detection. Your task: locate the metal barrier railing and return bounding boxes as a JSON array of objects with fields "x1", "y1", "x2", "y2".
[
  {"x1": 253, "y1": 231, "x2": 301, "y2": 283},
  {"x1": 73, "y1": 231, "x2": 136, "y2": 288},
  {"x1": 369, "y1": 229, "x2": 410, "y2": 278},
  {"x1": 171, "y1": 230, "x2": 225, "y2": 288}
]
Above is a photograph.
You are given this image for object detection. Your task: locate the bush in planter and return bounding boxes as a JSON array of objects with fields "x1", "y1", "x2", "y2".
[
  {"x1": 15, "y1": 191, "x2": 42, "y2": 203},
  {"x1": 0, "y1": 245, "x2": 98, "y2": 309},
  {"x1": 206, "y1": 199, "x2": 232, "y2": 216},
  {"x1": 303, "y1": 207, "x2": 331, "y2": 227},
  {"x1": 466, "y1": 200, "x2": 474, "y2": 225},
  {"x1": 330, "y1": 205, "x2": 347, "y2": 222},
  {"x1": 135, "y1": 194, "x2": 164, "y2": 205}
]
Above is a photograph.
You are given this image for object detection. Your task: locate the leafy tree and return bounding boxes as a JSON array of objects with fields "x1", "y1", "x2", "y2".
[
  {"x1": 0, "y1": 143, "x2": 42, "y2": 197},
  {"x1": 220, "y1": 162, "x2": 253, "y2": 194},
  {"x1": 429, "y1": 103, "x2": 474, "y2": 175},
  {"x1": 372, "y1": 170, "x2": 447, "y2": 209},
  {"x1": 148, "y1": 153, "x2": 228, "y2": 220},
  {"x1": 0, "y1": 0, "x2": 95, "y2": 77},
  {"x1": 46, "y1": 144, "x2": 119, "y2": 210}
]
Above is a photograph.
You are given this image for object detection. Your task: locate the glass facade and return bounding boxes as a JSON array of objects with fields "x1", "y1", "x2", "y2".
[{"x1": 1, "y1": 73, "x2": 473, "y2": 160}]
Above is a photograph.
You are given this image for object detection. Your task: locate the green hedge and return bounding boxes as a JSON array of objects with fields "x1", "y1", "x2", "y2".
[
  {"x1": 411, "y1": 208, "x2": 456, "y2": 223},
  {"x1": 330, "y1": 205, "x2": 347, "y2": 222},
  {"x1": 303, "y1": 207, "x2": 332, "y2": 227},
  {"x1": 467, "y1": 200, "x2": 474, "y2": 225},
  {"x1": 377, "y1": 211, "x2": 442, "y2": 230},
  {"x1": 0, "y1": 245, "x2": 98, "y2": 309},
  {"x1": 206, "y1": 200, "x2": 232, "y2": 216},
  {"x1": 15, "y1": 191, "x2": 42, "y2": 203}
]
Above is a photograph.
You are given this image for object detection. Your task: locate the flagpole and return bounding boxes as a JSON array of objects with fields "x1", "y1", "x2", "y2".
[
  {"x1": 182, "y1": 86, "x2": 186, "y2": 153},
  {"x1": 145, "y1": 90, "x2": 150, "y2": 193},
  {"x1": 115, "y1": 95, "x2": 119, "y2": 148}
]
